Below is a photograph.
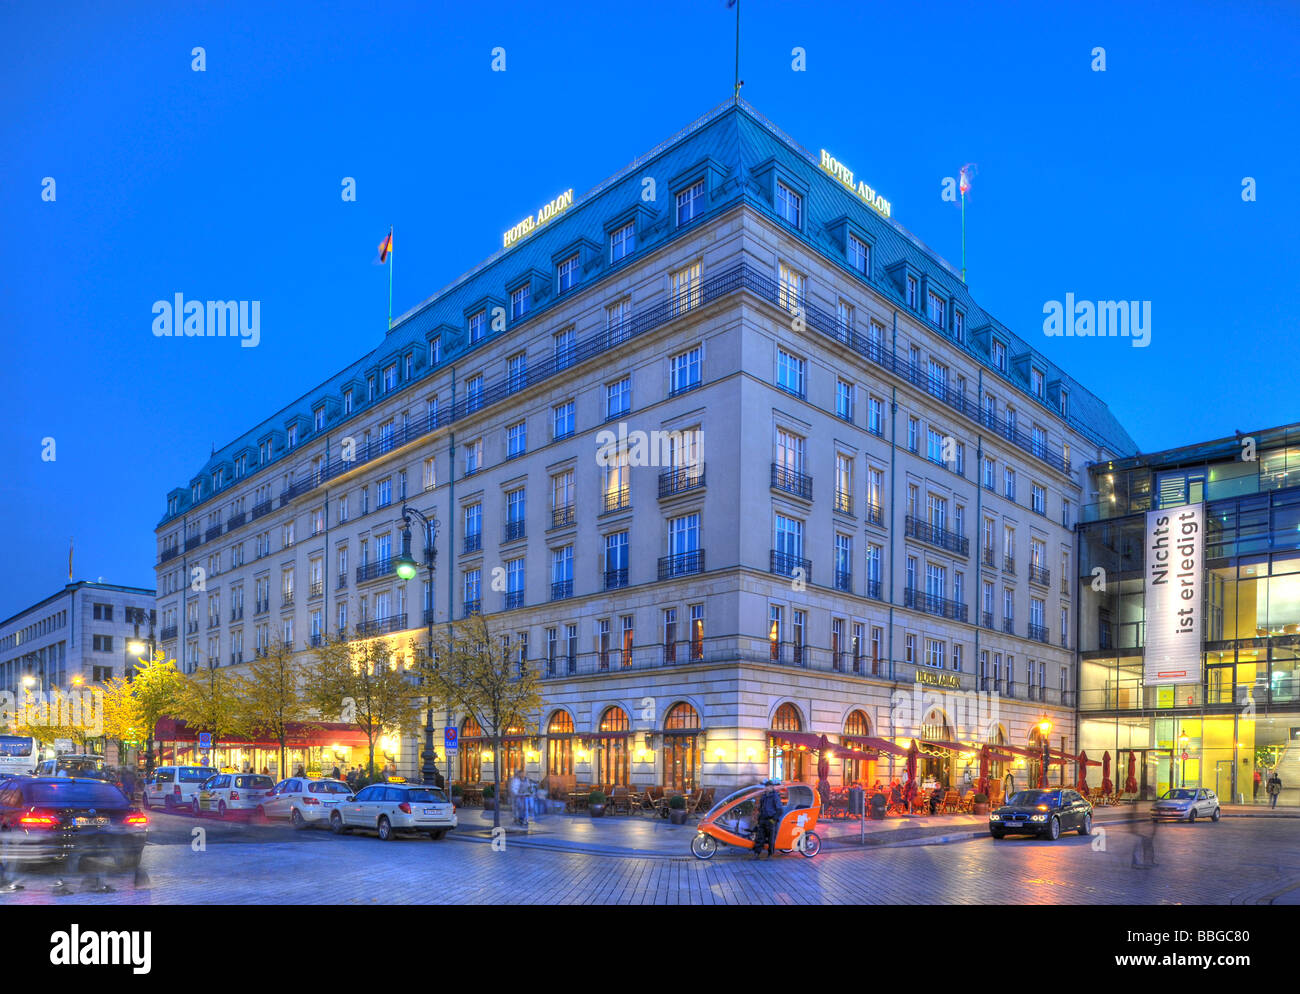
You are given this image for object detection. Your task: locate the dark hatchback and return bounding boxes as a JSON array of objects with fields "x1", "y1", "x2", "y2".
[
  {"x1": 989, "y1": 788, "x2": 1093, "y2": 841},
  {"x1": 0, "y1": 777, "x2": 148, "y2": 871}
]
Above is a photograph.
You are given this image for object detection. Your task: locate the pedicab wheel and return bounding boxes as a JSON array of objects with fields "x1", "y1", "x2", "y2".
[
  {"x1": 690, "y1": 833, "x2": 718, "y2": 860},
  {"x1": 799, "y1": 831, "x2": 821, "y2": 858}
]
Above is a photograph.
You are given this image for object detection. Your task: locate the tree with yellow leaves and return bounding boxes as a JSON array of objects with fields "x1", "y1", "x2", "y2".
[
  {"x1": 231, "y1": 638, "x2": 316, "y2": 779},
  {"x1": 304, "y1": 634, "x2": 421, "y2": 781},
  {"x1": 169, "y1": 659, "x2": 248, "y2": 766},
  {"x1": 129, "y1": 649, "x2": 185, "y2": 772}
]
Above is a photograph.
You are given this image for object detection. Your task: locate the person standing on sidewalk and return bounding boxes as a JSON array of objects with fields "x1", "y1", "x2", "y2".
[
  {"x1": 1253, "y1": 768, "x2": 1262, "y2": 801},
  {"x1": 752, "y1": 784, "x2": 782, "y2": 859},
  {"x1": 1268, "y1": 770, "x2": 1283, "y2": 809}
]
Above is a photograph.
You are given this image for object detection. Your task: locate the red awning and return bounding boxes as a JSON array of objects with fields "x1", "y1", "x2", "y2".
[
  {"x1": 769, "y1": 730, "x2": 823, "y2": 751},
  {"x1": 851, "y1": 736, "x2": 913, "y2": 758},
  {"x1": 155, "y1": 717, "x2": 370, "y2": 749}
]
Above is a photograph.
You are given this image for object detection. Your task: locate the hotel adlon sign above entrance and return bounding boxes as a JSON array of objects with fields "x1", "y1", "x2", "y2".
[
  {"x1": 1143, "y1": 504, "x2": 1204, "y2": 686},
  {"x1": 819, "y1": 149, "x2": 892, "y2": 219}
]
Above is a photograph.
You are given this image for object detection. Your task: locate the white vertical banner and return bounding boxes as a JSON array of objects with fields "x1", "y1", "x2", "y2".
[{"x1": 1143, "y1": 504, "x2": 1204, "y2": 686}]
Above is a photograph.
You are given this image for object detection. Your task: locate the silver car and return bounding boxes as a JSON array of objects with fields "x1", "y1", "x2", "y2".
[
  {"x1": 259, "y1": 777, "x2": 351, "y2": 828},
  {"x1": 329, "y1": 783, "x2": 457, "y2": 840},
  {"x1": 1152, "y1": 787, "x2": 1220, "y2": 822}
]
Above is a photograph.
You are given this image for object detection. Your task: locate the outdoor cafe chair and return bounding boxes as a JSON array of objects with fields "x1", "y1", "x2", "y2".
[{"x1": 940, "y1": 789, "x2": 960, "y2": 814}]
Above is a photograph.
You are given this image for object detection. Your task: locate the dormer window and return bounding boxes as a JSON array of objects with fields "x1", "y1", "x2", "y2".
[
  {"x1": 259, "y1": 440, "x2": 271, "y2": 463},
  {"x1": 991, "y1": 340, "x2": 1007, "y2": 372},
  {"x1": 404, "y1": 351, "x2": 414, "y2": 380},
  {"x1": 313, "y1": 407, "x2": 325, "y2": 431},
  {"x1": 953, "y1": 310, "x2": 965, "y2": 344},
  {"x1": 610, "y1": 222, "x2": 635, "y2": 263},
  {"x1": 510, "y1": 284, "x2": 530, "y2": 320},
  {"x1": 382, "y1": 364, "x2": 396, "y2": 392},
  {"x1": 287, "y1": 424, "x2": 298, "y2": 449},
  {"x1": 776, "y1": 181, "x2": 802, "y2": 227},
  {"x1": 848, "y1": 234, "x2": 869, "y2": 276},
  {"x1": 676, "y1": 180, "x2": 704, "y2": 226},
  {"x1": 1031, "y1": 368, "x2": 1045, "y2": 399},
  {"x1": 469, "y1": 310, "x2": 486, "y2": 344},
  {"x1": 906, "y1": 275, "x2": 919, "y2": 309},
  {"x1": 927, "y1": 291, "x2": 946, "y2": 328},
  {"x1": 191, "y1": 483, "x2": 200, "y2": 502},
  {"x1": 1059, "y1": 388, "x2": 1070, "y2": 418},
  {"x1": 367, "y1": 376, "x2": 376, "y2": 400},
  {"x1": 429, "y1": 337, "x2": 441, "y2": 367},
  {"x1": 556, "y1": 254, "x2": 580, "y2": 294},
  {"x1": 344, "y1": 389, "x2": 353, "y2": 414}
]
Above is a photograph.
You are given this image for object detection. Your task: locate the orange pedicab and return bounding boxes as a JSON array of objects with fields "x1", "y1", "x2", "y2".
[{"x1": 690, "y1": 781, "x2": 822, "y2": 860}]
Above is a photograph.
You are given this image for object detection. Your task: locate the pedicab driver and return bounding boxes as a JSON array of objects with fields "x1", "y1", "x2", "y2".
[{"x1": 752, "y1": 782, "x2": 783, "y2": 859}]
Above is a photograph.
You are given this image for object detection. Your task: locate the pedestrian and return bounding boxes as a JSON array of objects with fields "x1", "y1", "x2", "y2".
[
  {"x1": 1003, "y1": 770, "x2": 1016, "y2": 800},
  {"x1": 508, "y1": 768, "x2": 524, "y2": 825},
  {"x1": 752, "y1": 783, "x2": 782, "y2": 859},
  {"x1": 261, "y1": 766, "x2": 269, "y2": 776},
  {"x1": 961, "y1": 765, "x2": 973, "y2": 797},
  {"x1": 1253, "y1": 768, "x2": 1262, "y2": 800},
  {"x1": 294, "y1": 764, "x2": 304, "y2": 778},
  {"x1": 330, "y1": 764, "x2": 341, "y2": 780},
  {"x1": 1132, "y1": 812, "x2": 1159, "y2": 868},
  {"x1": 1268, "y1": 770, "x2": 1283, "y2": 809}
]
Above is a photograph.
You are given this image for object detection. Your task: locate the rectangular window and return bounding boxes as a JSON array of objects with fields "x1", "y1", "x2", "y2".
[
  {"x1": 906, "y1": 276, "x2": 918, "y2": 309},
  {"x1": 510, "y1": 283, "x2": 530, "y2": 320},
  {"x1": 778, "y1": 262, "x2": 805, "y2": 313},
  {"x1": 607, "y1": 299, "x2": 632, "y2": 344},
  {"x1": 553, "y1": 326, "x2": 576, "y2": 368},
  {"x1": 676, "y1": 180, "x2": 704, "y2": 225},
  {"x1": 610, "y1": 221, "x2": 635, "y2": 263},
  {"x1": 1004, "y1": 468, "x2": 1016, "y2": 501},
  {"x1": 552, "y1": 400, "x2": 575, "y2": 439},
  {"x1": 1031, "y1": 483, "x2": 1046, "y2": 515},
  {"x1": 469, "y1": 310, "x2": 486, "y2": 344},
  {"x1": 927, "y1": 291, "x2": 945, "y2": 328},
  {"x1": 867, "y1": 396, "x2": 884, "y2": 436},
  {"x1": 669, "y1": 262, "x2": 701, "y2": 315},
  {"x1": 466, "y1": 374, "x2": 484, "y2": 413},
  {"x1": 605, "y1": 376, "x2": 631, "y2": 420},
  {"x1": 465, "y1": 438, "x2": 483, "y2": 475},
  {"x1": 953, "y1": 310, "x2": 965, "y2": 343},
  {"x1": 507, "y1": 352, "x2": 527, "y2": 392},
  {"x1": 908, "y1": 416, "x2": 919, "y2": 453},
  {"x1": 776, "y1": 348, "x2": 806, "y2": 398},
  {"x1": 507, "y1": 420, "x2": 527, "y2": 458},
  {"x1": 992, "y1": 340, "x2": 1007, "y2": 371},
  {"x1": 848, "y1": 233, "x2": 869, "y2": 275},
  {"x1": 835, "y1": 379, "x2": 854, "y2": 422},
  {"x1": 670, "y1": 346, "x2": 702, "y2": 395},
  {"x1": 776, "y1": 181, "x2": 802, "y2": 226},
  {"x1": 556, "y1": 253, "x2": 580, "y2": 293}
]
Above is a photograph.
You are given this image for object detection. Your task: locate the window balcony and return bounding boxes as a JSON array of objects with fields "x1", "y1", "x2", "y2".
[
  {"x1": 769, "y1": 549, "x2": 811, "y2": 579},
  {"x1": 982, "y1": 611, "x2": 994, "y2": 629},
  {"x1": 551, "y1": 504, "x2": 575, "y2": 529},
  {"x1": 865, "y1": 502, "x2": 883, "y2": 526},
  {"x1": 463, "y1": 533, "x2": 482, "y2": 555},
  {"x1": 550, "y1": 579, "x2": 574, "y2": 601},
  {"x1": 309, "y1": 634, "x2": 324, "y2": 648},
  {"x1": 160, "y1": 625, "x2": 178, "y2": 642},
  {"x1": 604, "y1": 567, "x2": 629, "y2": 591},
  {"x1": 336, "y1": 573, "x2": 348, "y2": 590},
  {"x1": 503, "y1": 520, "x2": 526, "y2": 542},
  {"x1": 658, "y1": 550, "x2": 704, "y2": 580},
  {"x1": 251, "y1": 500, "x2": 272, "y2": 520},
  {"x1": 770, "y1": 463, "x2": 813, "y2": 500},
  {"x1": 903, "y1": 587, "x2": 969, "y2": 623},
  {"x1": 833, "y1": 490, "x2": 853, "y2": 515},
  {"x1": 603, "y1": 488, "x2": 630, "y2": 513},
  {"x1": 281, "y1": 595, "x2": 294, "y2": 609},
  {"x1": 356, "y1": 614, "x2": 408, "y2": 637},
  {"x1": 159, "y1": 546, "x2": 181, "y2": 564},
  {"x1": 658, "y1": 465, "x2": 705, "y2": 498},
  {"x1": 226, "y1": 511, "x2": 246, "y2": 531},
  {"x1": 982, "y1": 548, "x2": 995, "y2": 569},
  {"x1": 229, "y1": 608, "x2": 243, "y2": 622},
  {"x1": 904, "y1": 516, "x2": 969, "y2": 556},
  {"x1": 1028, "y1": 564, "x2": 1051, "y2": 587},
  {"x1": 833, "y1": 569, "x2": 852, "y2": 593},
  {"x1": 185, "y1": 536, "x2": 202, "y2": 552},
  {"x1": 867, "y1": 579, "x2": 882, "y2": 600},
  {"x1": 1003, "y1": 555, "x2": 1016, "y2": 575},
  {"x1": 1002, "y1": 618, "x2": 1015, "y2": 636},
  {"x1": 254, "y1": 600, "x2": 268, "y2": 615},
  {"x1": 462, "y1": 600, "x2": 482, "y2": 618},
  {"x1": 356, "y1": 559, "x2": 395, "y2": 583},
  {"x1": 205, "y1": 525, "x2": 223, "y2": 542},
  {"x1": 504, "y1": 591, "x2": 525, "y2": 610},
  {"x1": 1028, "y1": 623, "x2": 1049, "y2": 644},
  {"x1": 309, "y1": 581, "x2": 323, "y2": 599}
]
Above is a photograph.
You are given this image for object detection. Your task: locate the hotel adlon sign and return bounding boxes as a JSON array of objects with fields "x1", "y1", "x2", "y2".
[{"x1": 1143, "y1": 504, "x2": 1204, "y2": 686}]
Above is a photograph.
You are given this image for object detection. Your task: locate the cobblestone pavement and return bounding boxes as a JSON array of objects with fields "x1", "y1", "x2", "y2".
[{"x1": 2, "y1": 811, "x2": 1297, "y2": 905}]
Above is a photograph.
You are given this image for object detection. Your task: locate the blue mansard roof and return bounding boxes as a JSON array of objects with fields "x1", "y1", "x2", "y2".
[{"x1": 159, "y1": 98, "x2": 1138, "y2": 529}]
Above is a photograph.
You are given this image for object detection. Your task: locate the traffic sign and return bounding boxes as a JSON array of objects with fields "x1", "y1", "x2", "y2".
[
  {"x1": 198, "y1": 732, "x2": 212, "y2": 750},
  {"x1": 444, "y1": 727, "x2": 457, "y2": 749}
]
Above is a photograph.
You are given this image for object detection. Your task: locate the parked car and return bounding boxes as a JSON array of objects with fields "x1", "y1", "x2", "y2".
[
  {"x1": 1152, "y1": 787, "x2": 1220, "y2": 822},
  {"x1": 329, "y1": 783, "x2": 457, "y2": 840},
  {"x1": 0, "y1": 776, "x2": 148, "y2": 872},
  {"x1": 192, "y1": 773, "x2": 276, "y2": 817},
  {"x1": 989, "y1": 788, "x2": 1093, "y2": 840},
  {"x1": 259, "y1": 777, "x2": 352, "y2": 828},
  {"x1": 36, "y1": 755, "x2": 122, "y2": 791},
  {"x1": 141, "y1": 766, "x2": 218, "y2": 811}
]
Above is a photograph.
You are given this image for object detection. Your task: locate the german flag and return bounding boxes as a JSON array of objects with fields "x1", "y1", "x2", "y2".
[{"x1": 377, "y1": 228, "x2": 393, "y2": 263}]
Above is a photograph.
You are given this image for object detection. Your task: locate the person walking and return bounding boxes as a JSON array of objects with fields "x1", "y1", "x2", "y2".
[
  {"x1": 1268, "y1": 770, "x2": 1283, "y2": 809},
  {"x1": 1003, "y1": 770, "x2": 1016, "y2": 800},
  {"x1": 507, "y1": 769, "x2": 524, "y2": 826},
  {"x1": 330, "y1": 765, "x2": 341, "y2": 780},
  {"x1": 752, "y1": 783, "x2": 782, "y2": 859},
  {"x1": 1253, "y1": 768, "x2": 1262, "y2": 801}
]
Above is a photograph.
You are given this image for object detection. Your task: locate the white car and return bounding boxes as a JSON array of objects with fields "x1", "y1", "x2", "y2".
[
  {"x1": 329, "y1": 783, "x2": 457, "y2": 840},
  {"x1": 141, "y1": 766, "x2": 218, "y2": 811},
  {"x1": 1152, "y1": 787, "x2": 1221, "y2": 822},
  {"x1": 193, "y1": 773, "x2": 275, "y2": 817},
  {"x1": 258, "y1": 777, "x2": 352, "y2": 828}
]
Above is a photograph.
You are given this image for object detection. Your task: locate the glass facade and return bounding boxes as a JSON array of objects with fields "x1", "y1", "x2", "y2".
[{"x1": 1078, "y1": 426, "x2": 1300, "y2": 806}]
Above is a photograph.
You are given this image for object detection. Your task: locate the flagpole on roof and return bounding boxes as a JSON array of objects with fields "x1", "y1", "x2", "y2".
[
  {"x1": 730, "y1": 0, "x2": 742, "y2": 99},
  {"x1": 387, "y1": 225, "x2": 394, "y2": 330}
]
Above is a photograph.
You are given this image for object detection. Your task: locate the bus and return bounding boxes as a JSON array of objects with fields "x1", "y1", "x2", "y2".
[{"x1": 0, "y1": 734, "x2": 37, "y2": 777}]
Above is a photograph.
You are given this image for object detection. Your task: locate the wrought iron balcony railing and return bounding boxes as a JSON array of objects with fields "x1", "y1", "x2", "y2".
[
  {"x1": 551, "y1": 504, "x2": 575, "y2": 528},
  {"x1": 770, "y1": 463, "x2": 813, "y2": 500},
  {"x1": 769, "y1": 549, "x2": 811, "y2": 579},
  {"x1": 658, "y1": 550, "x2": 704, "y2": 580},
  {"x1": 356, "y1": 559, "x2": 395, "y2": 583},
  {"x1": 904, "y1": 587, "x2": 969, "y2": 622},
  {"x1": 1028, "y1": 564, "x2": 1051, "y2": 587},
  {"x1": 604, "y1": 567, "x2": 629, "y2": 590},
  {"x1": 904, "y1": 516, "x2": 969, "y2": 556},
  {"x1": 658, "y1": 465, "x2": 705, "y2": 498}
]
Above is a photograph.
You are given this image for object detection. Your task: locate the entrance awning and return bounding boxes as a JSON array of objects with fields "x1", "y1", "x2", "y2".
[
  {"x1": 850, "y1": 736, "x2": 913, "y2": 758},
  {"x1": 155, "y1": 717, "x2": 370, "y2": 749},
  {"x1": 771, "y1": 731, "x2": 876, "y2": 763}
]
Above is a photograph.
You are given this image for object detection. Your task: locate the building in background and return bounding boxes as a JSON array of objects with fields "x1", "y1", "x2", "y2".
[
  {"x1": 1077, "y1": 424, "x2": 1300, "y2": 806},
  {"x1": 153, "y1": 99, "x2": 1136, "y2": 790}
]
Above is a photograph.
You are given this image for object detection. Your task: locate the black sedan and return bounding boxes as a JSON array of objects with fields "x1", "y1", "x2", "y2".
[
  {"x1": 0, "y1": 776, "x2": 148, "y2": 872},
  {"x1": 989, "y1": 788, "x2": 1093, "y2": 841}
]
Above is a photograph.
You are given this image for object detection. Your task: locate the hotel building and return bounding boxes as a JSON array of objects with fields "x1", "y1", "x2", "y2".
[
  {"x1": 1078, "y1": 425, "x2": 1300, "y2": 805},
  {"x1": 153, "y1": 99, "x2": 1137, "y2": 789}
]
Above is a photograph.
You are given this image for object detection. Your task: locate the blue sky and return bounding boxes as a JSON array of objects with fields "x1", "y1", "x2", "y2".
[{"x1": 1, "y1": 0, "x2": 1297, "y2": 616}]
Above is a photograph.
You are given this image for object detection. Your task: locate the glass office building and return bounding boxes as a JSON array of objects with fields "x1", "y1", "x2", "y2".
[{"x1": 1077, "y1": 424, "x2": 1300, "y2": 805}]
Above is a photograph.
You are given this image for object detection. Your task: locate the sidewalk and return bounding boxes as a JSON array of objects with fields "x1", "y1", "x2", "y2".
[{"x1": 449, "y1": 801, "x2": 1296, "y2": 859}]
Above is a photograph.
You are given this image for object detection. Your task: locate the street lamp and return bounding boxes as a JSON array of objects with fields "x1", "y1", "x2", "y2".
[{"x1": 396, "y1": 504, "x2": 441, "y2": 786}]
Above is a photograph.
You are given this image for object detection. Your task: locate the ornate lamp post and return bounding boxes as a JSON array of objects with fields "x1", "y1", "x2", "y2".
[{"x1": 395, "y1": 504, "x2": 440, "y2": 786}]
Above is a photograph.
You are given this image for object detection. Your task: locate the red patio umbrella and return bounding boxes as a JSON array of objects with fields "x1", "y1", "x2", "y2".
[
  {"x1": 905, "y1": 739, "x2": 918, "y2": 784},
  {"x1": 1124, "y1": 752, "x2": 1139, "y2": 796},
  {"x1": 816, "y1": 734, "x2": 832, "y2": 807},
  {"x1": 1076, "y1": 750, "x2": 1089, "y2": 792},
  {"x1": 1038, "y1": 742, "x2": 1049, "y2": 788},
  {"x1": 1101, "y1": 751, "x2": 1113, "y2": 796},
  {"x1": 977, "y1": 745, "x2": 990, "y2": 797}
]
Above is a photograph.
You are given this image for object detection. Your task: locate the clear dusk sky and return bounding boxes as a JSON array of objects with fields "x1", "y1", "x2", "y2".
[{"x1": 0, "y1": 0, "x2": 1296, "y2": 617}]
